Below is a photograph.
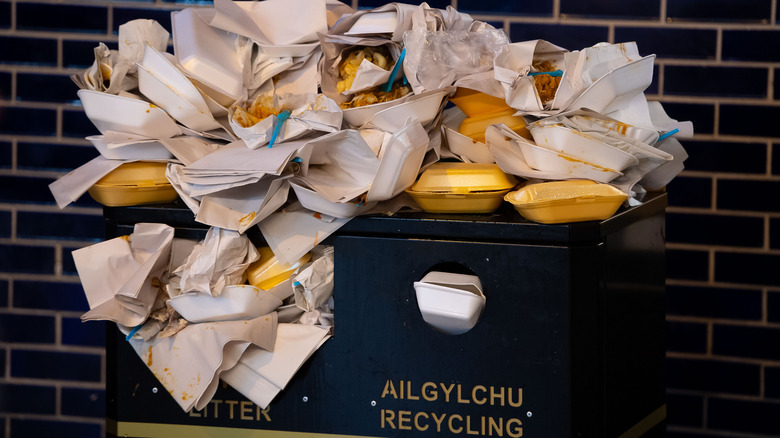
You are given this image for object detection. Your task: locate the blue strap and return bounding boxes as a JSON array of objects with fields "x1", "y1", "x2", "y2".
[
  {"x1": 269, "y1": 110, "x2": 292, "y2": 148},
  {"x1": 383, "y1": 48, "x2": 406, "y2": 92}
]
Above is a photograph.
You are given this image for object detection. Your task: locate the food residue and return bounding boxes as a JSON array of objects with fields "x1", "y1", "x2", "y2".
[{"x1": 337, "y1": 46, "x2": 394, "y2": 93}]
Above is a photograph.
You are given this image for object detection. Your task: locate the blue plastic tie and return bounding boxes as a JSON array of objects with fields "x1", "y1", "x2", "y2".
[
  {"x1": 383, "y1": 48, "x2": 406, "y2": 92},
  {"x1": 293, "y1": 281, "x2": 301, "y2": 287},
  {"x1": 656, "y1": 128, "x2": 679, "y2": 143},
  {"x1": 125, "y1": 323, "x2": 143, "y2": 341},
  {"x1": 268, "y1": 110, "x2": 292, "y2": 148},
  {"x1": 528, "y1": 70, "x2": 563, "y2": 77}
]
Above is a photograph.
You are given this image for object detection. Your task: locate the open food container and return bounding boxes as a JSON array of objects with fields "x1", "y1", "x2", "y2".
[
  {"x1": 405, "y1": 162, "x2": 517, "y2": 213},
  {"x1": 167, "y1": 284, "x2": 283, "y2": 323},
  {"x1": 528, "y1": 123, "x2": 639, "y2": 171},
  {"x1": 413, "y1": 271, "x2": 485, "y2": 335},
  {"x1": 246, "y1": 246, "x2": 312, "y2": 290},
  {"x1": 87, "y1": 161, "x2": 178, "y2": 207},
  {"x1": 504, "y1": 179, "x2": 629, "y2": 224}
]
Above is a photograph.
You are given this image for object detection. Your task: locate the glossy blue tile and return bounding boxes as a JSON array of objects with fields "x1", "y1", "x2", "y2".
[
  {"x1": 17, "y1": 142, "x2": 99, "y2": 172},
  {"x1": 459, "y1": 0, "x2": 551, "y2": 16},
  {"x1": 665, "y1": 66, "x2": 767, "y2": 98},
  {"x1": 776, "y1": 69, "x2": 780, "y2": 101},
  {"x1": 13, "y1": 281, "x2": 88, "y2": 312},
  {"x1": 718, "y1": 179, "x2": 780, "y2": 213},
  {"x1": 709, "y1": 398, "x2": 780, "y2": 435},
  {"x1": 680, "y1": 140, "x2": 766, "y2": 174},
  {"x1": 17, "y1": 73, "x2": 81, "y2": 103},
  {"x1": 0, "y1": 176, "x2": 58, "y2": 205},
  {"x1": 359, "y1": 0, "x2": 450, "y2": 9},
  {"x1": 62, "y1": 318, "x2": 105, "y2": 348},
  {"x1": 0, "y1": 384, "x2": 55, "y2": 414},
  {"x1": 0, "y1": 280, "x2": 7, "y2": 307},
  {"x1": 772, "y1": 218, "x2": 780, "y2": 250},
  {"x1": 509, "y1": 23, "x2": 608, "y2": 50},
  {"x1": 667, "y1": 358, "x2": 759, "y2": 394},
  {"x1": 666, "y1": 176, "x2": 712, "y2": 208},
  {"x1": 0, "y1": 210, "x2": 9, "y2": 238},
  {"x1": 767, "y1": 291, "x2": 780, "y2": 323},
  {"x1": 667, "y1": 285, "x2": 762, "y2": 320},
  {"x1": 667, "y1": 212, "x2": 763, "y2": 247},
  {"x1": 720, "y1": 104, "x2": 780, "y2": 138},
  {"x1": 667, "y1": 249, "x2": 709, "y2": 281},
  {"x1": 561, "y1": 0, "x2": 658, "y2": 19},
  {"x1": 666, "y1": 321, "x2": 707, "y2": 353},
  {"x1": 62, "y1": 108, "x2": 101, "y2": 138},
  {"x1": 0, "y1": 107, "x2": 56, "y2": 136},
  {"x1": 0, "y1": 314, "x2": 55, "y2": 343},
  {"x1": 715, "y1": 252, "x2": 780, "y2": 286},
  {"x1": 17, "y1": 211, "x2": 104, "y2": 241},
  {"x1": 61, "y1": 388, "x2": 106, "y2": 418},
  {"x1": 17, "y1": 3, "x2": 107, "y2": 33},
  {"x1": 0, "y1": 71, "x2": 10, "y2": 100},
  {"x1": 668, "y1": 0, "x2": 771, "y2": 23},
  {"x1": 0, "y1": 244, "x2": 55, "y2": 274},
  {"x1": 766, "y1": 367, "x2": 780, "y2": 397},
  {"x1": 0, "y1": 36, "x2": 58, "y2": 66},
  {"x1": 113, "y1": 8, "x2": 172, "y2": 34},
  {"x1": 62, "y1": 246, "x2": 81, "y2": 276},
  {"x1": 10, "y1": 419, "x2": 100, "y2": 438},
  {"x1": 0, "y1": 1, "x2": 10, "y2": 28},
  {"x1": 659, "y1": 102, "x2": 715, "y2": 134},
  {"x1": 63, "y1": 40, "x2": 118, "y2": 69},
  {"x1": 714, "y1": 325, "x2": 780, "y2": 360},
  {"x1": 0, "y1": 141, "x2": 10, "y2": 169},
  {"x1": 666, "y1": 393, "x2": 703, "y2": 427},
  {"x1": 11, "y1": 350, "x2": 101, "y2": 382},
  {"x1": 723, "y1": 30, "x2": 780, "y2": 62}
]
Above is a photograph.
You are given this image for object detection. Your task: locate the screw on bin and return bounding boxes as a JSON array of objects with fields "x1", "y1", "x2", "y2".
[
  {"x1": 371, "y1": 400, "x2": 377, "y2": 406},
  {"x1": 527, "y1": 411, "x2": 533, "y2": 417},
  {"x1": 152, "y1": 387, "x2": 158, "y2": 394},
  {"x1": 302, "y1": 396, "x2": 309, "y2": 402}
]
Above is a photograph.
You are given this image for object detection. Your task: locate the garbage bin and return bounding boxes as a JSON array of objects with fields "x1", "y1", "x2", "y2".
[{"x1": 104, "y1": 192, "x2": 667, "y2": 438}]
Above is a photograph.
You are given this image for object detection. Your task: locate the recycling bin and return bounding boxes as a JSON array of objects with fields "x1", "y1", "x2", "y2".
[{"x1": 104, "y1": 191, "x2": 667, "y2": 438}]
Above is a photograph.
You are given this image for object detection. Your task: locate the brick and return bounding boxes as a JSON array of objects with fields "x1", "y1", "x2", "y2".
[
  {"x1": 0, "y1": 106, "x2": 56, "y2": 136},
  {"x1": 0, "y1": 314, "x2": 55, "y2": 343},
  {"x1": 62, "y1": 246, "x2": 82, "y2": 277},
  {"x1": 113, "y1": 8, "x2": 173, "y2": 35},
  {"x1": 708, "y1": 397, "x2": 780, "y2": 435},
  {"x1": 667, "y1": 285, "x2": 762, "y2": 320},
  {"x1": 13, "y1": 281, "x2": 88, "y2": 312},
  {"x1": 17, "y1": 211, "x2": 104, "y2": 241},
  {"x1": 667, "y1": 358, "x2": 759, "y2": 395},
  {"x1": 666, "y1": 212, "x2": 763, "y2": 247},
  {"x1": 0, "y1": 347, "x2": 4, "y2": 376},
  {"x1": 0, "y1": 1, "x2": 9, "y2": 28},
  {"x1": 11, "y1": 350, "x2": 101, "y2": 382},
  {"x1": 0, "y1": 176, "x2": 58, "y2": 205},
  {"x1": 561, "y1": 0, "x2": 658, "y2": 18},
  {"x1": 510, "y1": 23, "x2": 608, "y2": 50},
  {"x1": 680, "y1": 140, "x2": 766, "y2": 174},
  {"x1": 0, "y1": 280, "x2": 7, "y2": 308},
  {"x1": 772, "y1": 218, "x2": 780, "y2": 250},
  {"x1": 766, "y1": 291, "x2": 780, "y2": 323},
  {"x1": 0, "y1": 36, "x2": 58, "y2": 66},
  {"x1": 16, "y1": 73, "x2": 81, "y2": 104},
  {"x1": 0, "y1": 384, "x2": 55, "y2": 414},
  {"x1": 459, "y1": 0, "x2": 552, "y2": 15},
  {"x1": 17, "y1": 142, "x2": 99, "y2": 172},
  {"x1": 723, "y1": 30, "x2": 780, "y2": 62},
  {"x1": 0, "y1": 140, "x2": 11, "y2": 169},
  {"x1": 17, "y1": 3, "x2": 108, "y2": 33},
  {"x1": 0, "y1": 244, "x2": 55, "y2": 274},
  {"x1": 656, "y1": 102, "x2": 715, "y2": 135},
  {"x1": 717, "y1": 179, "x2": 780, "y2": 213},
  {"x1": 614, "y1": 27, "x2": 716, "y2": 60},
  {"x1": 715, "y1": 252, "x2": 780, "y2": 286},
  {"x1": 61, "y1": 387, "x2": 105, "y2": 418},
  {"x1": 665, "y1": 66, "x2": 767, "y2": 98},
  {"x1": 667, "y1": 0, "x2": 772, "y2": 22},
  {"x1": 766, "y1": 366, "x2": 780, "y2": 398},
  {"x1": 774, "y1": 143, "x2": 780, "y2": 175},
  {"x1": 666, "y1": 321, "x2": 707, "y2": 354},
  {"x1": 0, "y1": 210, "x2": 9, "y2": 238},
  {"x1": 713, "y1": 324, "x2": 780, "y2": 360},
  {"x1": 63, "y1": 40, "x2": 119, "y2": 69},
  {"x1": 0, "y1": 71, "x2": 10, "y2": 100},
  {"x1": 62, "y1": 318, "x2": 105, "y2": 348},
  {"x1": 10, "y1": 419, "x2": 100, "y2": 438},
  {"x1": 666, "y1": 393, "x2": 703, "y2": 427},
  {"x1": 666, "y1": 249, "x2": 709, "y2": 281},
  {"x1": 720, "y1": 104, "x2": 780, "y2": 138},
  {"x1": 62, "y1": 108, "x2": 101, "y2": 139}
]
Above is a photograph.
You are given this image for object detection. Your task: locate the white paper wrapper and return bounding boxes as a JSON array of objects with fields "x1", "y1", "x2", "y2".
[
  {"x1": 75, "y1": 223, "x2": 174, "y2": 327},
  {"x1": 292, "y1": 245, "x2": 334, "y2": 312},
  {"x1": 172, "y1": 226, "x2": 260, "y2": 297},
  {"x1": 128, "y1": 312, "x2": 278, "y2": 412}
]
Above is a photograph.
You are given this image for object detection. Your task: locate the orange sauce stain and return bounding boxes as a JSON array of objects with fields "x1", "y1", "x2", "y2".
[{"x1": 147, "y1": 346, "x2": 153, "y2": 366}]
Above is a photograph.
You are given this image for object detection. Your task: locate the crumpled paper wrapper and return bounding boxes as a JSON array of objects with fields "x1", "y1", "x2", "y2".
[{"x1": 292, "y1": 245, "x2": 334, "y2": 312}]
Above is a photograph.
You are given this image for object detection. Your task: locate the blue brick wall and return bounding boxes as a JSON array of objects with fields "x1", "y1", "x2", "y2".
[{"x1": 0, "y1": 0, "x2": 778, "y2": 437}]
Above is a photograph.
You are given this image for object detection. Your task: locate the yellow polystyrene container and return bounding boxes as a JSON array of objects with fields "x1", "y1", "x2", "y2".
[
  {"x1": 406, "y1": 162, "x2": 517, "y2": 213},
  {"x1": 457, "y1": 108, "x2": 530, "y2": 143},
  {"x1": 87, "y1": 161, "x2": 178, "y2": 207},
  {"x1": 449, "y1": 88, "x2": 510, "y2": 117},
  {"x1": 246, "y1": 246, "x2": 312, "y2": 290},
  {"x1": 504, "y1": 180, "x2": 629, "y2": 224}
]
